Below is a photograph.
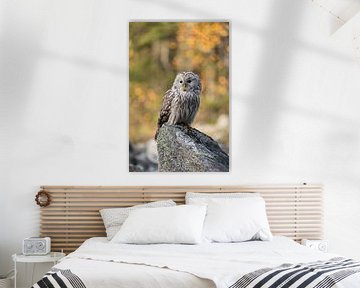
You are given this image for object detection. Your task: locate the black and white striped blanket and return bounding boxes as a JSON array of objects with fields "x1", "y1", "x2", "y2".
[
  {"x1": 229, "y1": 257, "x2": 360, "y2": 288},
  {"x1": 32, "y1": 268, "x2": 86, "y2": 288},
  {"x1": 32, "y1": 258, "x2": 360, "y2": 288}
]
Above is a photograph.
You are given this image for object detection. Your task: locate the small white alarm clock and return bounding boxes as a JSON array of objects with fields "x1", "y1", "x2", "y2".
[
  {"x1": 23, "y1": 237, "x2": 51, "y2": 255},
  {"x1": 301, "y1": 239, "x2": 328, "y2": 252}
]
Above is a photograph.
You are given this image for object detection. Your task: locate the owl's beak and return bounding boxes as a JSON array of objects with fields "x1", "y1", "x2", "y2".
[{"x1": 181, "y1": 84, "x2": 187, "y2": 92}]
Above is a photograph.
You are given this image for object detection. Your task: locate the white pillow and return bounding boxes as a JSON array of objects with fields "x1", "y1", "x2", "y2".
[
  {"x1": 111, "y1": 205, "x2": 207, "y2": 244},
  {"x1": 186, "y1": 192, "x2": 259, "y2": 204},
  {"x1": 202, "y1": 197, "x2": 272, "y2": 243},
  {"x1": 100, "y1": 200, "x2": 176, "y2": 240}
]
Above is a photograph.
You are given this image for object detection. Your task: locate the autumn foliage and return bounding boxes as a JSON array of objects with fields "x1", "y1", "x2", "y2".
[{"x1": 129, "y1": 22, "x2": 229, "y2": 144}]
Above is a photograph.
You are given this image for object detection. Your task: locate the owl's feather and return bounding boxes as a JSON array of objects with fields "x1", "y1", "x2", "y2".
[{"x1": 157, "y1": 89, "x2": 173, "y2": 130}]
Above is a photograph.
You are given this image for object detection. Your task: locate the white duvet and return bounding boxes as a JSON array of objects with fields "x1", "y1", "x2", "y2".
[{"x1": 54, "y1": 237, "x2": 360, "y2": 288}]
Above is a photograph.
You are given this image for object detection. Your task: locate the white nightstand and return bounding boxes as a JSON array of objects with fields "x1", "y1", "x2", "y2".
[
  {"x1": 12, "y1": 252, "x2": 65, "y2": 288},
  {"x1": 301, "y1": 239, "x2": 328, "y2": 252}
]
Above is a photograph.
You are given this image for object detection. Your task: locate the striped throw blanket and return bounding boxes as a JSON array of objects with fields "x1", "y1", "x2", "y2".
[
  {"x1": 32, "y1": 258, "x2": 360, "y2": 288},
  {"x1": 229, "y1": 257, "x2": 360, "y2": 288},
  {"x1": 32, "y1": 268, "x2": 86, "y2": 288}
]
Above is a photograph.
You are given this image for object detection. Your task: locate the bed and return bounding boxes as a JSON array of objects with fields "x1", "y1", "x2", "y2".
[
  {"x1": 33, "y1": 185, "x2": 360, "y2": 288},
  {"x1": 33, "y1": 236, "x2": 360, "y2": 288}
]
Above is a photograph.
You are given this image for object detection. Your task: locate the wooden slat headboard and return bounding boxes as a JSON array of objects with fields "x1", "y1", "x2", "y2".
[{"x1": 39, "y1": 184, "x2": 323, "y2": 253}]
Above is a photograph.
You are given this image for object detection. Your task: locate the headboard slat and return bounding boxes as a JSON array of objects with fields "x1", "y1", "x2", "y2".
[{"x1": 40, "y1": 184, "x2": 323, "y2": 253}]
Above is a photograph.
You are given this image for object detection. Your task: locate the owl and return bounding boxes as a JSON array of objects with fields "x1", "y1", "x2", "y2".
[{"x1": 155, "y1": 71, "x2": 201, "y2": 139}]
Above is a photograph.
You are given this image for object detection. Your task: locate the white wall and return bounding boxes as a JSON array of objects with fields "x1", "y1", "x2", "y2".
[{"x1": 1, "y1": 0, "x2": 360, "y2": 285}]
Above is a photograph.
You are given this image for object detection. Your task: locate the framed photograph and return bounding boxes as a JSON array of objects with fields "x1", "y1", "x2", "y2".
[{"x1": 129, "y1": 21, "x2": 229, "y2": 172}]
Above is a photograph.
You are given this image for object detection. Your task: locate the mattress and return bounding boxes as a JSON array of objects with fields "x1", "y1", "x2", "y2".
[{"x1": 34, "y1": 236, "x2": 360, "y2": 288}]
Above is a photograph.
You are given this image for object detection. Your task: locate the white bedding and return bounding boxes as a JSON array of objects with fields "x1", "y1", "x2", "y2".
[{"x1": 53, "y1": 237, "x2": 360, "y2": 288}]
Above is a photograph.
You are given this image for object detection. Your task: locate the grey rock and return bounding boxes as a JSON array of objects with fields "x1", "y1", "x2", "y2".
[
  {"x1": 129, "y1": 163, "x2": 144, "y2": 172},
  {"x1": 129, "y1": 141, "x2": 158, "y2": 172},
  {"x1": 157, "y1": 124, "x2": 229, "y2": 172}
]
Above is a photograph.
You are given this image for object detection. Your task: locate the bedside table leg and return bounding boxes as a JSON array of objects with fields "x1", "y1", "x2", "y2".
[
  {"x1": 31, "y1": 263, "x2": 35, "y2": 286},
  {"x1": 14, "y1": 259, "x2": 16, "y2": 288}
]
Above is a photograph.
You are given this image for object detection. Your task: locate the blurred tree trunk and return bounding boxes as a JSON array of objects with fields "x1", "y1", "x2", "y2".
[
  {"x1": 152, "y1": 40, "x2": 171, "y2": 70},
  {"x1": 175, "y1": 23, "x2": 193, "y2": 70}
]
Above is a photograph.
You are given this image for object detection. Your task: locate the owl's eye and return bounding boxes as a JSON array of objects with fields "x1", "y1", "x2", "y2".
[
  {"x1": 187, "y1": 79, "x2": 192, "y2": 83},
  {"x1": 179, "y1": 80, "x2": 183, "y2": 84}
]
